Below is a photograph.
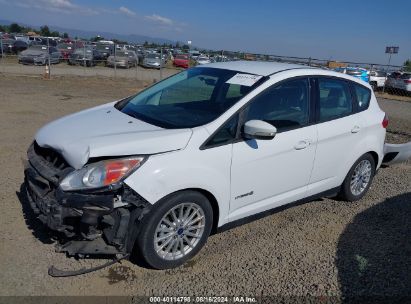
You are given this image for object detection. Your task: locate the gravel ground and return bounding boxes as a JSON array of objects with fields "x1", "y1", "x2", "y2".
[{"x1": 0, "y1": 75, "x2": 409, "y2": 300}]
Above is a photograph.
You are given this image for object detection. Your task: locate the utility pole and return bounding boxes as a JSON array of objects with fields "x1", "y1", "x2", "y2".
[
  {"x1": 160, "y1": 47, "x2": 163, "y2": 80},
  {"x1": 382, "y1": 46, "x2": 399, "y2": 93}
]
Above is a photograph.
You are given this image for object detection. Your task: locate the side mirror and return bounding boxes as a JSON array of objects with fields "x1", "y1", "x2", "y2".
[{"x1": 243, "y1": 120, "x2": 277, "y2": 140}]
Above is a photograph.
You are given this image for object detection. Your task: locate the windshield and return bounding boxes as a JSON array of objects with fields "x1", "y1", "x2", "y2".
[
  {"x1": 74, "y1": 48, "x2": 92, "y2": 54},
  {"x1": 29, "y1": 45, "x2": 48, "y2": 51},
  {"x1": 146, "y1": 53, "x2": 160, "y2": 59},
  {"x1": 116, "y1": 51, "x2": 131, "y2": 57},
  {"x1": 57, "y1": 43, "x2": 73, "y2": 50},
  {"x1": 176, "y1": 55, "x2": 188, "y2": 60},
  {"x1": 96, "y1": 44, "x2": 111, "y2": 50},
  {"x1": 116, "y1": 67, "x2": 266, "y2": 128}
]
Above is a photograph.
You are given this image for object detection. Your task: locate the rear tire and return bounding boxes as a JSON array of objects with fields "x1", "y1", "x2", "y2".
[
  {"x1": 338, "y1": 153, "x2": 376, "y2": 201},
  {"x1": 135, "y1": 191, "x2": 213, "y2": 269}
]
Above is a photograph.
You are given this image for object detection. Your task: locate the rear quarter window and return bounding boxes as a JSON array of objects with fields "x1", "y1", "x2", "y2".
[{"x1": 353, "y1": 83, "x2": 371, "y2": 111}]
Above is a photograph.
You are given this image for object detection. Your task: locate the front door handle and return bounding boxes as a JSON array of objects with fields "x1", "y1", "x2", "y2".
[
  {"x1": 351, "y1": 125, "x2": 361, "y2": 133},
  {"x1": 294, "y1": 140, "x2": 310, "y2": 150}
]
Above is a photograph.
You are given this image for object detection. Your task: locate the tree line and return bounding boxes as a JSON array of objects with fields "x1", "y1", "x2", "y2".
[{"x1": 0, "y1": 23, "x2": 69, "y2": 38}]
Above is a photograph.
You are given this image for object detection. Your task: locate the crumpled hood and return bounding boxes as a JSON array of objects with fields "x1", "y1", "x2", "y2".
[{"x1": 35, "y1": 102, "x2": 192, "y2": 169}]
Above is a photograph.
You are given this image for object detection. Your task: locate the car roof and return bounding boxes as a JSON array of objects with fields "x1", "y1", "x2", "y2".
[{"x1": 203, "y1": 60, "x2": 312, "y2": 76}]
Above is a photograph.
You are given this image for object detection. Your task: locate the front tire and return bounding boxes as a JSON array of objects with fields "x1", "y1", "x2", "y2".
[
  {"x1": 338, "y1": 153, "x2": 376, "y2": 201},
  {"x1": 135, "y1": 191, "x2": 213, "y2": 269}
]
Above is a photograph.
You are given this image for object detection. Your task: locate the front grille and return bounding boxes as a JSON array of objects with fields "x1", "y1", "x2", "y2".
[
  {"x1": 27, "y1": 142, "x2": 72, "y2": 186},
  {"x1": 33, "y1": 141, "x2": 70, "y2": 171}
]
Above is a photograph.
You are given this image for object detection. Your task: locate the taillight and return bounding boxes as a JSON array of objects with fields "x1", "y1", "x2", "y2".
[
  {"x1": 382, "y1": 114, "x2": 389, "y2": 128},
  {"x1": 404, "y1": 79, "x2": 411, "y2": 84}
]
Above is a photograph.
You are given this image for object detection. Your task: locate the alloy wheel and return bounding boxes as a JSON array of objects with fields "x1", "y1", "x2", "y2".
[
  {"x1": 154, "y1": 203, "x2": 206, "y2": 261},
  {"x1": 350, "y1": 159, "x2": 372, "y2": 196}
]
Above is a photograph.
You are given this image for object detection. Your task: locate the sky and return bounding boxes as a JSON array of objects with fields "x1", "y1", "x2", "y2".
[{"x1": 0, "y1": 0, "x2": 410, "y2": 66}]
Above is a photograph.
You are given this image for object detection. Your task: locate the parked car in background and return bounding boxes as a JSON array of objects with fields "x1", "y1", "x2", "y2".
[
  {"x1": 95, "y1": 43, "x2": 114, "y2": 60},
  {"x1": 189, "y1": 50, "x2": 201, "y2": 60},
  {"x1": 136, "y1": 49, "x2": 145, "y2": 63},
  {"x1": 68, "y1": 47, "x2": 98, "y2": 66},
  {"x1": 18, "y1": 45, "x2": 61, "y2": 65},
  {"x1": 0, "y1": 38, "x2": 15, "y2": 54},
  {"x1": 369, "y1": 70, "x2": 387, "y2": 91},
  {"x1": 142, "y1": 53, "x2": 164, "y2": 69},
  {"x1": 335, "y1": 67, "x2": 370, "y2": 83},
  {"x1": 196, "y1": 56, "x2": 211, "y2": 65},
  {"x1": 24, "y1": 61, "x2": 410, "y2": 270},
  {"x1": 28, "y1": 36, "x2": 43, "y2": 45},
  {"x1": 10, "y1": 40, "x2": 28, "y2": 54},
  {"x1": 385, "y1": 72, "x2": 411, "y2": 94},
  {"x1": 107, "y1": 50, "x2": 138, "y2": 68},
  {"x1": 385, "y1": 71, "x2": 404, "y2": 90},
  {"x1": 173, "y1": 54, "x2": 189, "y2": 68},
  {"x1": 57, "y1": 43, "x2": 75, "y2": 60}
]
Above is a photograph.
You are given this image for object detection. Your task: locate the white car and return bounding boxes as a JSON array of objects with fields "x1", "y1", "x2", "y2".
[
  {"x1": 196, "y1": 56, "x2": 211, "y2": 65},
  {"x1": 385, "y1": 72, "x2": 411, "y2": 93},
  {"x1": 369, "y1": 70, "x2": 387, "y2": 91},
  {"x1": 24, "y1": 61, "x2": 410, "y2": 270}
]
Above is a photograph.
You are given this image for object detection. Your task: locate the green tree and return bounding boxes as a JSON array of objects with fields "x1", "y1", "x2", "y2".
[
  {"x1": 62, "y1": 32, "x2": 69, "y2": 39},
  {"x1": 404, "y1": 60, "x2": 411, "y2": 72},
  {"x1": 50, "y1": 31, "x2": 60, "y2": 37},
  {"x1": 40, "y1": 25, "x2": 51, "y2": 36},
  {"x1": 0, "y1": 25, "x2": 5, "y2": 32},
  {"x1": 9, "y1": 23, "x2": 22, "y2": 33}
]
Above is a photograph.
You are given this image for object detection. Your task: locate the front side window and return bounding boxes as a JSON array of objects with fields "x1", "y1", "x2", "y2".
[
  {"x1": 243, "y1": 78, "x2": 310, "y2": 132},
  {"x1": 318, "y1": 78, "x2": 352, "y2": 122},
  {"x1": 353, "y1": 83, "x2": 371, "y2": 111},
  {"x1": 117, "y1": 68, "x2": 266, "y2": 128}
]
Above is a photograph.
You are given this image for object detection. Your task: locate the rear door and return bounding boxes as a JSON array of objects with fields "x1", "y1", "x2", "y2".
[{"x1": 308, "y1": 77, "x2": 365, "y2": 195}]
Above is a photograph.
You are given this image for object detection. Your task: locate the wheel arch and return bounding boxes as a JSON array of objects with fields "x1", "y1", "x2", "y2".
[{"x1": 367, "y1": 151, "x2": 379, "y2": 167}]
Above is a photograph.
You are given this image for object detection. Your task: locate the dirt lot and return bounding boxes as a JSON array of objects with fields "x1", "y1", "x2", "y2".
[{"x1": 0, "y1": 75, "x2": 410, "y2": 300}]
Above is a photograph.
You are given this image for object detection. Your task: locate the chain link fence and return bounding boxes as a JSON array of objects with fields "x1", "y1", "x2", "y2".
[
  {"x1": 1, "y1": 36, "x2": 410, "y2": 100},
  {"x1": 0, "y1": 38, "x2": 183, "y2": 83}
]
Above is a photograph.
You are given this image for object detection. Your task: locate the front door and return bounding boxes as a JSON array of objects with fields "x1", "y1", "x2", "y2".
[{"x1": 229, "y1": 77, "x2": 317, "y2": 221}]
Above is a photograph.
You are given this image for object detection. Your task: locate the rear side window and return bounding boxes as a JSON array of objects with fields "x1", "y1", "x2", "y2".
[
  {"x1": 353, "y1": 84, "x2": 371, "y2": 111},
  {"x1": 318, "y1": 78, "x2": 352, "y2": 122}
]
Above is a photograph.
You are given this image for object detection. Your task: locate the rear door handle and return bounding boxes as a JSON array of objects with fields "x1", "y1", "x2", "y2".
[
  {"x1": 294, "y1": 140, "x2": 310, "y2": 150},
  {"x1": 351, "y1": 125, "x2": 361, "y2": 133}
]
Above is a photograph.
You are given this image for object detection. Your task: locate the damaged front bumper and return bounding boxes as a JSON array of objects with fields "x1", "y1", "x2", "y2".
[{"x1": 24, "y1": 142, "x2": 150, "y2": 257}]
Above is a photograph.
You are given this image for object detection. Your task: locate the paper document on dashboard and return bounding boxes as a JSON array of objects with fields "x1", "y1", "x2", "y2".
[{"x1": 226, "y1": 73, "x2": 263, "y2": 86}]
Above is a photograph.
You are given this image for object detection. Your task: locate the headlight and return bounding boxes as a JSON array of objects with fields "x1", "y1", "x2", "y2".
[{"x1": 60, "y1": 157, "x2": 145, "y2": 191}]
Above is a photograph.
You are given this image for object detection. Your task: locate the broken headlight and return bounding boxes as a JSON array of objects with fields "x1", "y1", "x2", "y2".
[{"x1": 60, "y1": 157, "x2": 145, "y2": 191}]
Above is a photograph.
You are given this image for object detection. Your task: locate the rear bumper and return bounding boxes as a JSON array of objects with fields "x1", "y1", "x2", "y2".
[{"x1": 383, "y1": 142, "x2": 411, "y2": 165}]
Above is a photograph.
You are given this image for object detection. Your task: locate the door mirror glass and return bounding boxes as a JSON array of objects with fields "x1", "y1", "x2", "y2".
[{"x1": 244, "y1": 120, "x2": 277, "y2": 140}]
